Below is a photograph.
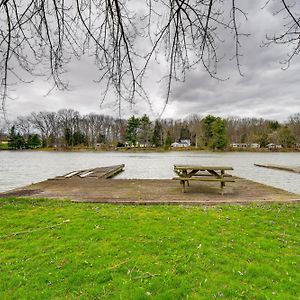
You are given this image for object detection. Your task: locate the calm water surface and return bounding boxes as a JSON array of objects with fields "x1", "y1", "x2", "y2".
[{"x1": 0, "y1": 151, "x2": 300, "y2": 194}]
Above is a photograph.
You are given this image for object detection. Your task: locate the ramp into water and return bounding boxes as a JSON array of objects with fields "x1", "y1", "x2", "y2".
[{"x1": 254, "y1": 163, "x2": 300, "y2": 173}]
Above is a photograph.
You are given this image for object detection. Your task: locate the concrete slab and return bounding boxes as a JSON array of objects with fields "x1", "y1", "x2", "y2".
[{"x1": 1, "y1": 176, "x2": 299, "y2": 206}]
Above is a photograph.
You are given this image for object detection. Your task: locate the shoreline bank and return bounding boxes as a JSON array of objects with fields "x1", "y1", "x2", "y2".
[{"x1": 1, "y1": 146, "x2": 300, "y2": 153}]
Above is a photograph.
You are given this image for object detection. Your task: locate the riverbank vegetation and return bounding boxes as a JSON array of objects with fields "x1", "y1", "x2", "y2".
[
  {"x1": 0, "y1": 198, "x2": 299, "y2": 299},
  {"x1": 1, "y1": 110, "x2": 300, "y2": 151}
]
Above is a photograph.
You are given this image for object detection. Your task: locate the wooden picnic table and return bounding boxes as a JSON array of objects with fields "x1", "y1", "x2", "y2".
[{"x1": 173, "y1": 165, "x2": 235, "y2": 193}]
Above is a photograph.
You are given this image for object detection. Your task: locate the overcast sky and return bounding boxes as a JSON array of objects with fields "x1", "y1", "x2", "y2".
[{"x1": 2, "y1": 1, "x2": 300, "y2": 122}]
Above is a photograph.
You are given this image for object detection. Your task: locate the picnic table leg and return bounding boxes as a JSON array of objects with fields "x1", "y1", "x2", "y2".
[
  {"x1": 180, "y1": 180, "x2": 186, "y2": 193},
  {"x1": 220, "y1": 170, "x2": 225, "y2": 195},
  {"x1": 220, "y1": 181, "x2": 225, "y2": 195},
  {"x1": 183, "y1": 170, "x2": 189, "y2": 186}
]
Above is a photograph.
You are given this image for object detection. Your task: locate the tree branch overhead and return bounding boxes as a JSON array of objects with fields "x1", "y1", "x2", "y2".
[{"x1": 0, "y1": 0, "x2": 299, "y2": 113}]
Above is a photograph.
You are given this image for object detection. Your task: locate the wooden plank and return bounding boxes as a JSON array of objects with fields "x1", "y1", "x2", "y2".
[
  {"x1": 64, "y1": 171, "x2": 80, "y2": 178},
  {"x1": 78, "y1": 169, "x2": 92, "y2": 177},
  {"x1": 172, "y1": 177, "x2": 235, "y2": 182},
  {"x1": 103, "y1": 164, "x2": 125, "y2": 178},
  {"x1": 192, "y1": 173, "x2": 233, "y2": 177},
  {"x1": 174, "y1": 165, "x2": 233, "y2": 171},
  {"x1": 79, "y1": 171, "x2": 94, "y2": 178},
  {"x1": 207, "y1": 169, "x2": 221, "y2": 178},
  {"x1": 60, "y1": 164, "x2": 125, "y2": 180}
]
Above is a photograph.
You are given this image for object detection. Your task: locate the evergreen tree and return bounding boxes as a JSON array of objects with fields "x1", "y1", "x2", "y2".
[
  {"x1": 15, "y1": 134, "x2": 26, "y2": 149},
  {"x1": 201, "y1": 116, "x2": 228, "y2": 150},
  {"x1": 211, "y1": 118, "x2": 228, "y2": 150},
  {"x1": 180, "y1": 126, "x2": 190, "y2": 140},
  {"x1": 164, "y1": 130, "x2": 172, "y2": 149},
  {"x1": 126, "y1": 116, "x2": 140, "y2": 146},
  {"x1": 202, "y1": 115, "x2": 217, "y2": 146},
  {"x1": 152, "y1": 120, "x2": 163, "y2": 147},
  {"x1": 73, "y1": 130, "x2": 86, "y2": 146},
  {"x1": 8, "y1": 126, "x2": 26, "y2": 150},
  {"x1": 8, "y1": 126, "x2": 17, "y2": 150},
  {"x1": 268, "y1": 120, "x2": 281, "y2": 131},
  {"x1": 138, "y1": 114, "x2": 152, "y2": 146},
  {"x1": 27, "y1": 134, "x2": 42, "y2": 148}
]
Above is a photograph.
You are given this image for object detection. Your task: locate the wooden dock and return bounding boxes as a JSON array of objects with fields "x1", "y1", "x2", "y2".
[
  {"x1": 54, "y1": 164, "x2": 125, "y2": 180},
  {"x1": 254, "y1": 163, "x2": 300, "y2": 173}
]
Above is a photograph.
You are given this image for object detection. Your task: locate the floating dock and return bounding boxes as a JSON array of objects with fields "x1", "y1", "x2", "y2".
[
  {"x1": 53, "y1": 164, "x2": 125, "y2": 180},
  {"x1": 254, "y1": 163, "x2": 300, "y2": 173}
]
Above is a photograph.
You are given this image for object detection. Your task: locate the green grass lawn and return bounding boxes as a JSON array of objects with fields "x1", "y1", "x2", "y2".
[
  {"x1": 0, "y1": 198, "x2": 299, "y2": 299},
  {"x1": 0, "y1": 143, "x2": 8, "y2": 150}
]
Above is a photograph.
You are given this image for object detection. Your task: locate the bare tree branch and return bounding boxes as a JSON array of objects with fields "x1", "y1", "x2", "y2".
[
  {"x1": 0, "y1": 0, "x2": 299, "y2": 115},
  {"x1": 265, "y1": 0, "x2": 300, "y2": 69}
]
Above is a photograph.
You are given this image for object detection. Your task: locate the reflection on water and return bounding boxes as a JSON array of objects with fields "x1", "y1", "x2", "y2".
[{"x1": 0, "y1": 151, "x2": 300, "y2": 194}]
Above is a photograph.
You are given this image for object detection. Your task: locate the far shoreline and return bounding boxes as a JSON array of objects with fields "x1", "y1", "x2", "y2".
[{"x1": 1, "y1": 146, "x2": 300, "y2": 153}]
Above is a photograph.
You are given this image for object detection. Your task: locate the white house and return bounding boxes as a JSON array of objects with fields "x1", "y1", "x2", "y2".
[
  {"x1": 171, "y1": 139, "x2": 191, "y2": 148},
  {"x1": 266, "y1": 143, "x2": 282, "y2": 149},
  {"x1": 171, "y1": 142, "x2": 181, "y2": 148},
  {"x1": 230, "y1": 143, "x2": 260, "y2": 149},
  {"x1": 250, "y1": 143, "x2": 260, "y2": 148},
  {"x1": 230, "y1": 143, "x2": 248, "y2": 148}
]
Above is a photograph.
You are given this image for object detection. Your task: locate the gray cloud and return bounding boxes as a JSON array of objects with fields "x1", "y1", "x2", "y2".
[
  {"x1": 164, "y1": 1, "x2": 300, "y2": 121},
  {"x1": 2, "y1": 0, "x2": 300, "y2": 122}
]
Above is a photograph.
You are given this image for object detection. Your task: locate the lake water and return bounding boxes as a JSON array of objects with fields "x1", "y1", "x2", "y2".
[{"x1": 0, "y1": 151, "x2": 300, "y2": 194}]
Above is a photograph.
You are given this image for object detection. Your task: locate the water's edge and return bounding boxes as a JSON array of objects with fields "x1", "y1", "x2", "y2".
[{"x1": 1, "y1": 151, "x2": 300, "y2": 194}]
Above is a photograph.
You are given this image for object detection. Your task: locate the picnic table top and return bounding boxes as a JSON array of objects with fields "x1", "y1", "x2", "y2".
[{"x1": 174, "y1": 165, "x2": 234, "y2": 171}]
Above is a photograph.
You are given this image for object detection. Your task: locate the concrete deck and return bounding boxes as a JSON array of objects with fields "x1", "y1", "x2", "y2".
[{"x1": 1, "y1": 176, "x2": 299, "y2": 206}]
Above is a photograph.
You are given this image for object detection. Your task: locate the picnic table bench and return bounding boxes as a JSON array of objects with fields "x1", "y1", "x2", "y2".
[{"x1": 173, "y1": 165, "x2": 235, "y2": 193}]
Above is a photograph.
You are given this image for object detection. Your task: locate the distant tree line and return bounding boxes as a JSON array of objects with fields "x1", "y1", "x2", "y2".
[
  {"x1": 226, "y1": 116, "x2": 300, "y2": 148},
  {"x1": 1, "y1": 109, "x2": 126, "y2": 150},
  {"x1": 0, "y1": 110, "x2": 300, "y2": 150}
]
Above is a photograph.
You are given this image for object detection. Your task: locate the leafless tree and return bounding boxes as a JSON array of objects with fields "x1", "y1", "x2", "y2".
[
  {"x1": 30, "y1": 111, "x2": 55, "y2": 146},
  {"x1": 14, "y1": 115, "x2": 32, "y2": 137},
  {"x1": 0, "y1": 0, "x2": 299, "y2": 114},
  {"x1": 0, "y1": 126, "x2": 5, "y2": 142},
  {"x1": 289, "y1": 113, "x2": 300, "y2": 144},
  {"x1": 264, "y1": 0, "x2": 300, "y2": 69}
]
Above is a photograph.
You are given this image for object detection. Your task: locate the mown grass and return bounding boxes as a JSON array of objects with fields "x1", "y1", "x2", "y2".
[{"x1": 0, "y1": 198, "x2": 299, "y2": 299}]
